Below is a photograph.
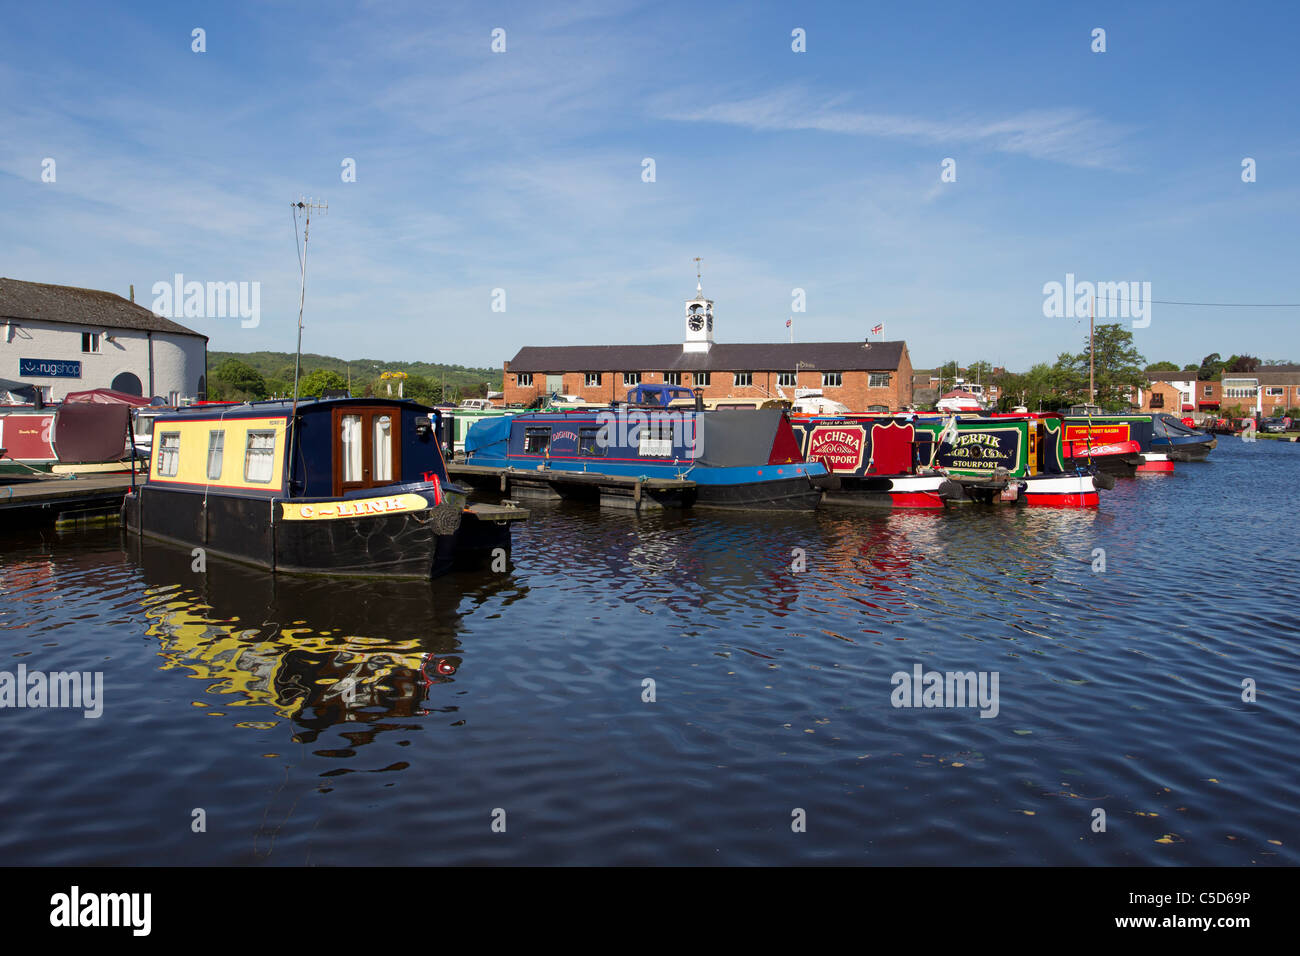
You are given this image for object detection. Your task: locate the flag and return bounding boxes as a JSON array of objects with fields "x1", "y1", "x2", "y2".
[
  {"x1": 785, "y1": 318, "x2": 792, "y2": 327},
  {"x1": 871, "y1": 323, "x2": 883, "y2": 335}
]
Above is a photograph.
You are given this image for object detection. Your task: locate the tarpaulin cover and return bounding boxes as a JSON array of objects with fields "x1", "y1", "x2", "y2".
[
  {"x1": 63, "y1": 388, "x2": 153, "y2": 406},
  {"x1": 465, "y1": 414, "x2": 513, "y2": 456},
  {"x1": 51, "y1": 403, "x2": 131, "y2": 463},
  {"x1": 0, "y1": 377, "x2": 37, "y2": 402},
  {"x1": 697, "y1": 409, "x2": 790, "y2": 467}
]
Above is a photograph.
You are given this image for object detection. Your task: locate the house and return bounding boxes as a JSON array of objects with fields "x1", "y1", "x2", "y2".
[
  {"x1": 502, "y1": 281, "x2": 914, "y2": 412},
  {"x1": 0, "y1": 278, "x2": 208, "y2": 403}
]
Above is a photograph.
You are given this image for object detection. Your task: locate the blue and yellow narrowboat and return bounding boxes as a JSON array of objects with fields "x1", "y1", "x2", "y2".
[{"x1": 122, "y1": 396, "x2": 524, "y2": 578}]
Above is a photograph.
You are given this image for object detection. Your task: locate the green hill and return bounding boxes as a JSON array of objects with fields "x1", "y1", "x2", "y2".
[{"x1": 206, "y1": 350, "x2": 501, "y2": 403}]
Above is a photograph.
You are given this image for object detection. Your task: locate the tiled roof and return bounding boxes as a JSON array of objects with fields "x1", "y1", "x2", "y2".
[
  {"x1": 507, "y1": 341, "x2": 907, "y2": 373},
  {"x1": 0, "y1": 278, "x2": 207, "y2": 339}
]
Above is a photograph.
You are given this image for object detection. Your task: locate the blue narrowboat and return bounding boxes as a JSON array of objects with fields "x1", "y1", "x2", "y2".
[
  {"x1": 122, "y1": 397, "x2": 524, "y2": 578},
  {"x1": 463, "y1": 406, "x2": 832, "y2": 510}
]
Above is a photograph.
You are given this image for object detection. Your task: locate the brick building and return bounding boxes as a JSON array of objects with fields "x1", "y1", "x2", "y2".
[{"x1": 502, "y1": 283, "x2": 913, "y2": 412}]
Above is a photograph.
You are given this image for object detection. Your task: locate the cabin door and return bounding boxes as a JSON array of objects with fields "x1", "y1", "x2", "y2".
[{"x1": 332, "y1": 407, "x2": 402, "y2": 496}]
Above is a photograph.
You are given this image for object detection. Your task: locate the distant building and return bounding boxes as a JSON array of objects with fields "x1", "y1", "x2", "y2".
[
  {"x1": 0, "y1": 278, "x2": 207, "y2": 403},
  {"x1": 502, "y1": 281, "x2": 913, "y2": 412}
]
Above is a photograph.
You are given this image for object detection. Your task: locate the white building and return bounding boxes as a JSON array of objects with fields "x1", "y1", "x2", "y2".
[{"x1": 0, "y1": 278, "x2": 207, "y2": 403}]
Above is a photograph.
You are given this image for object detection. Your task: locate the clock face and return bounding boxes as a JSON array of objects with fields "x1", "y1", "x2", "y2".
[{"x1": 688, "y1": 315, "x2": 704, "y2": 332}]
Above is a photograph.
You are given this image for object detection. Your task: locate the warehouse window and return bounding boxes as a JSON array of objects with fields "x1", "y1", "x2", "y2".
[
  {"x1": 624, "y1": 372, "x2": 641, "y2": 387},
  {"x1": 517, "y1": 373, "x2": 533, "y2": 387},
  {"x1": 665, "y1": 372, "x2": 682, "y2": 386},
  {"x1": 734, "y1": 372, "x2": 752, "y2": 387},
  {"x1": 822, "y1": 372, "x2": 843, "y2": 387},
  {"x1": 585, "y1": 372, "x2": 601, "y2": 387},
  {"x1": 778, "y1": 372, "x2": 796, "y2": 387}
]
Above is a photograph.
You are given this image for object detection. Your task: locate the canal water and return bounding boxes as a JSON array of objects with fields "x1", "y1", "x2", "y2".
[{"x1": 1, "y1": 436, "x2": 1296, "y2": 865}]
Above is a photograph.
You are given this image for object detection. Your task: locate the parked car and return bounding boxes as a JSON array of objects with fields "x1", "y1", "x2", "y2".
[{"x1": 1261, "y1": 417, "x2": 1288, "y2": 433}]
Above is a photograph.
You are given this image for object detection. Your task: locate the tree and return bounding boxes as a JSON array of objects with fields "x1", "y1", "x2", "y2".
[
  {"x1": 298, "y1": 369, "x2": 348, "y2": 397},
  {"x1": 1197, "y1": 353, "x2": 1223, "y2": 381},
  {"x1": 1227, "y1": 354, "x2": 1260, "y2": 373},
  {"x1": 1055, "y1": 323, "x2": 1145, "y2": 410},
  {"x1": 212, "y1": 359, "x2": 267, "y2": 400},
  {"x1": 965, "y1": 360, "x2": 994, "y2": 384},
  {"x1": 1147, "y1": 361, "x2": 1180, "y2": 372}
]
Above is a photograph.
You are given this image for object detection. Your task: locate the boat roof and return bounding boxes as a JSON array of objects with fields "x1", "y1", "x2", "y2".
[{"x1": 148, "y1": 395, "x2": 435, "y2": 422}]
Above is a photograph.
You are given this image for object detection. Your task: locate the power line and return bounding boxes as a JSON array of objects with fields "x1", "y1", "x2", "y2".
[{"x1": 1148, "y1": 299, "x2": 1300, "y2": 308}]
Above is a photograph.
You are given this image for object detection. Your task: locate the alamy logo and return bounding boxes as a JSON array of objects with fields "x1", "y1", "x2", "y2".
[
  {"x1": 890, "y1": 663, "x2": 999, "y2": 718},
  {"x1": 0, "y1": 665, "x2": 103, "y2": 718},
  {"x1": 1042, "y1": 273, "x2": 1151, "y2": 329},
  {"x1": 50, "y1": 886, "x2": 151, "y2": 936},
  {"x1": 151, "y1": 273, "x2": 261, "y2": 328}
]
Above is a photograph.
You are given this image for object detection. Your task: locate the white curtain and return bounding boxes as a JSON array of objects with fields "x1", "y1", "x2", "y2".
[
  {"x1": 341, "y1": 415, "x2": 362, "y2": 482},
  {"x1": 158, "y1": 433, "x2": 180, "y2": 476},
  {"x1": 244, "y1": 431, "x2": 276, "y2": 483},
  {"x1": 372, "y1": 415, "x2": 392, "y2": 482}
]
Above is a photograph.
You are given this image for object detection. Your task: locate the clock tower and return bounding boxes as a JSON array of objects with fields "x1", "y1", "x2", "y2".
[{"x1": 683, "y1": 259, "x2": 713, "y2": 354}]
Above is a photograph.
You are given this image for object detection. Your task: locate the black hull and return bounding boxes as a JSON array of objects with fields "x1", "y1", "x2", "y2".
[
  {"x1": 1064, "y1": 454, "x2": 1141, "y2": 477},
  {"x1": 1156, "y1": 440, "x2": 1214, "y2": 462},
  {"x1": 693, "y1": 475, "x2": 823, "y2": 511},
  {"x1": 122, "y1": 486, "x2": 477, "y2": 580}
]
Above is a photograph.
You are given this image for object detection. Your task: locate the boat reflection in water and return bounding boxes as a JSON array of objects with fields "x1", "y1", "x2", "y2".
[{"x1": 129, "y1": 535, "x2": 524, "y2": 753}]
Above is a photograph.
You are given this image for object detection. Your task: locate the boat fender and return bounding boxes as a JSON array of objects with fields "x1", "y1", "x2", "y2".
[
  {"x1": 1092, "y1": 470, "x2": 1116, "y2": 491},
  {"x1": 937, "y1": 479, "x2": 965, "y2": 501}
]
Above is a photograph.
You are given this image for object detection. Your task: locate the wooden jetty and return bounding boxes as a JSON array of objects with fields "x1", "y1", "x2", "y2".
[
  {"x1": 0, "y1": 473, "x2": 136, "y2": 527},
  {"x1": 447, "y1": 462, "x2": 696, "y2": 511}
]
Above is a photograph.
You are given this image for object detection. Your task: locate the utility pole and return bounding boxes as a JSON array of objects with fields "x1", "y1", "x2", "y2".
[{"x1": 1089, "y1": 294, "x2": 1096, "y2": 406}]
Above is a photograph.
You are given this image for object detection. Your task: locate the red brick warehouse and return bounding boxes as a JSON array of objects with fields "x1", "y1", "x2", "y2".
[{"x1": 501, "y1": 281, "x2": 913, "y2": 412}]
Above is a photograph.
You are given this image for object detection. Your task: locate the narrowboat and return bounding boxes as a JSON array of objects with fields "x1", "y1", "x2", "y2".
[
  {"x1": 911, "y1": 414, "x2": 1102, "y2": 508},
  {"x1": 462, "y1": 406, "x2": 832, "y2": 511},
  {"x1": 1150, "y1": 413, "x2": 1216, "y2": 461},
  {"x1": 790, "y1": 415, "x2": 959, "y2": 509},
  {"x1": 1, "y1": 388, "x2": 147, "y2": 476},
  {"x1": 1059, "y1": 413, "x2": 1188, "y2": 472},
  {"x1": 121, "y1": 396, "x2": 525, "y2": 578}
]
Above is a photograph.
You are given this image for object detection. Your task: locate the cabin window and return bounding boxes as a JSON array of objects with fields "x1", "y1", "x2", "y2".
[
  {"x1": 823, "y1": 372, "x2": 843, "y2": 387},
  {"x1": 623, "y1": 372, "x2": 641, "y2": 387},
  {"x1": 869, "y1": 373, "x2": 891, "y2": 388},
  {"x1": 637, "y1": 420, "x2": 674, "y2": 457},
  {"x1": 244, "y1": 430, "x2": 277, "y2": 483},
  {"x1": 664, "y1": 372, "x2": 682, "y2": 386},
  {"x1": 524, "y1": 426, "x2": 551, "y2": 454},
  {"x1": 867, "y1": 405, "x2": 889, "y2": 413},
  {"x1": 206, "y1": 430, "x2": 225, "y2": 480},
  {"x1": 585, "y1": 372, "x2": 601, "y2": 387},
  {"x1": 373, "y1": 415, "x2": 393, "y2": 482},
  {"x1": 81, "y1": 332, "x2": 101, "y2": 354},
  {"x1": 340, "y1": 415, "x2": 363, "y2": 482},
  {"x1": 517, "y1": 373, "x2": 533, "y2": 387},
  {"x1": 734, "y1": 372, "x2": 752, "y2": 387},
  {"x1": 157, "y1": 432, "x2": 181, "y2": 477},
  {"x1": 778, "y1": 372, "x2": 796, "y2": 387},
  {"x1": 578, "y1": 426, "x2": 606, "y2": 457}
]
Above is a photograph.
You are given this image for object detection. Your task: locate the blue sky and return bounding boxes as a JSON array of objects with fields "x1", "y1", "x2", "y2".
[{"x1": 2, "y1": 0, "x2": 1298, "y2": 372}]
